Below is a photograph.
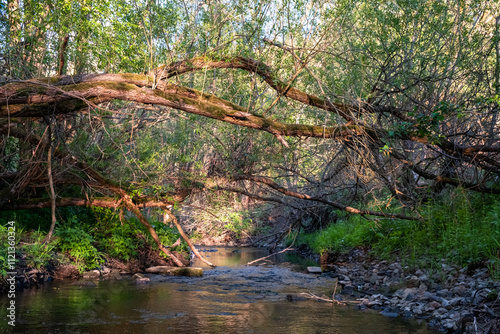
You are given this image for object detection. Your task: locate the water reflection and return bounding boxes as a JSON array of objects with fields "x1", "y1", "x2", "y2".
[
  {"x1": 192, "y1": 246, "x2": 318, "y2": 270},
  {"x1": 0, "y1": 247, "x2": 432, "y2": 334}
]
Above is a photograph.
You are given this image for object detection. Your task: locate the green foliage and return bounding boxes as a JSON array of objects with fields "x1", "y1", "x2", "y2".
[
  {"x1": 294, "y1": 217, "x2": 378, "y2": 254},
  {"x1": 296, "y1": 190, "x2": 500, "y2": 275},
  {"x1": 1, "y1": 223, "x2": 60, "y2": 275},
  {"x1": 417, "y1": 190, "x2": 500, "y2": 266},
  {"x1": 21, "y1": 230, "x2": 56, "y2": 269},
  {"x1": 54, "y1": 217, "x2": 104, "y2": 273},
  {"x1": 223, "y1": 212, "x2": 253, "y2": 238},
  {"x1": 92, "y1": 207, "x2": 187, "y2": 261},
  {"x1": 94, "y1": 209, "x2": 141, "y2": 262},
  {"x1": 153, "y1": 222, "x2": 188, "y2": 254},
  {"x1": 0, "y1": 206, "x2": 190, "y2": 274}
]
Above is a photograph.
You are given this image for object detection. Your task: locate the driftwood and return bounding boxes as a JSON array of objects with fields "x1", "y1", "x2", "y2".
[{"x1": 145, "y1": 266, "x2": 203, "y2": 277}]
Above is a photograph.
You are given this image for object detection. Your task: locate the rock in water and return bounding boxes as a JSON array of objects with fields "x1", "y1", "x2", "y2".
[
  {"x1": 132, "y1": 273, "x2": 150, "y2": 284},
  {"x1": 82, "y1": 270, "x2": 100, "y2": 279},
  {"x1": 145, "y1": 266, "x2": 204, "y2": 277},
  {"x1": 72, "y1": 280, "x2": 96, "y2": 287},
  {"x1": 307, "y1": 267, "x2": 322, "y2": 274}
]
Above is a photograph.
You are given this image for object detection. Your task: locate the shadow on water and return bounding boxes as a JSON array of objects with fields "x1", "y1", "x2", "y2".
[{"x1": 0, "y1": 247, "x2": 433, "y2": 333}]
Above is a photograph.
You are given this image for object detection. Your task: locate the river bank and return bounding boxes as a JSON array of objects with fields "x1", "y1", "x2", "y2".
[
  {"x1": 193, "y1": 241, "x2": 500, "y2": 333},
  {"x1": 2, "y1": 244, "x2": 499, "y2": 333},
  {"x1": 319, "y1": 248, "x2": 500, "y2": 334}
]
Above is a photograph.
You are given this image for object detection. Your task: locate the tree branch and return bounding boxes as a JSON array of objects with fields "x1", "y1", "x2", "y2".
[
  {"x1": 0, "y1": 80, "x2": 365, "y2": 140},
  {"x1": 232, "y1": 174, "x2": 422, "y2": 221}
]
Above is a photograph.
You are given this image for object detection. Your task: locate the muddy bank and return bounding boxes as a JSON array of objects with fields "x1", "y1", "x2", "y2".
[{"x1": 321, "y1": 248, "x2": 500, "y2": 333}]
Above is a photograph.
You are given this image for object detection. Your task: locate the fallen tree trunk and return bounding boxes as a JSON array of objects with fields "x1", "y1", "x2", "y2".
[{"x1": 5, "y1": 196, "x2": 183, "y2": 210}]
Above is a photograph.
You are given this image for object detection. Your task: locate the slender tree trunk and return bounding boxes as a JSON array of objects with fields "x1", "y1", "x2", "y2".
[
  {"x1": 7, "y1": 0, "x2": 20, "y2": 77},
  {"x1": 58, "y1": 35, "x2": 70, "y2": 76},
  {"x1": 495, "y1": 15, "x2": 500, "y2": 95},
  {"x1": 166, "y1": 210, "x2": 216, "y2": 267},
  {"x1": 46, "y1": 124, "x2": 57, "y2": 242}
]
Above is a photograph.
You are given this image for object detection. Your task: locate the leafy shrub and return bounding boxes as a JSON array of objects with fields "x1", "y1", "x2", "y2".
[
  {"x1": 153, "y1": 222, "x2": 188, "y2": 253},
  {"x1": 22, "y1": 230, "x2": 56, "y2": 269},
  {"x1": 93, "y1": 207, "x2": 187, "y2": 261},
  {"x1": 223, "y1": 212, "x2": 253, "y2": 238},
  {"x1": 54, "y1": 219, "x2": 104, "y2": 273},
  {"x1": 295, "y1": 217, "x2": 378, "y2": 254}
]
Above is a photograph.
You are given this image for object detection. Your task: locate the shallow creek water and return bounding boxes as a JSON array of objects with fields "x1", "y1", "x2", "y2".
[{"x1": 1, "y1": 247, "x2": 432, "y2": 333}]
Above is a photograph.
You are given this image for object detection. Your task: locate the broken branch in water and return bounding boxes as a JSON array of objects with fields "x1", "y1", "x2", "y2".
[
  {"x1": 246, "y1": 246, "x2": 294, "y2": 266},
  {"x1": 300, "y1": 291, "x2": 360, "y2": 306}
]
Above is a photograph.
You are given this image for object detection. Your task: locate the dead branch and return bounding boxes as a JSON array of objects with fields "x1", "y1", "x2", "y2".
[
  {"x1": 233, "y1": 174, "x2": 422, "y2": 221},
  {"x1": 246, "y1": 246, "x2": 294, "y2": 266}
]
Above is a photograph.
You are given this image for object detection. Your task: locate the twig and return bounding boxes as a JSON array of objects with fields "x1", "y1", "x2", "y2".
[
  {"x1": 300, "y1": 292, "x2": 358, "y2": 305},
  {"x1": 246, "y1": 246, "x2": 294, "y2": 266}
]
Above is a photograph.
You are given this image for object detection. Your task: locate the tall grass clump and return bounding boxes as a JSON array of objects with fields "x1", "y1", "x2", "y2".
[
  {"x1": 293, "y1": 214, "x2": 379, "y2": 254},
  {"x1": 294, "y1": 189, "x2": 500, "y2": 275}
]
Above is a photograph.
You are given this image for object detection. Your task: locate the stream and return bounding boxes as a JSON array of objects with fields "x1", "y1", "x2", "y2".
[{"x1": 1, "y1": 247, "x2": 432, "y2": 333}]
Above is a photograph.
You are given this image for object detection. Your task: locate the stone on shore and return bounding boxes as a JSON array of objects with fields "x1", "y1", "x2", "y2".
[
  {"x1": 82, "y1": 270, "x2": 100, "y2": 279},
  {"x1": 307, "y1": 266, "x2": 322, "y2": 274}
]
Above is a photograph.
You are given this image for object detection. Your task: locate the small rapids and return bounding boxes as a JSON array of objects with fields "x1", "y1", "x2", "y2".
[{"x1": 0, "y1": 247, "x2": 431, "y2": 333}]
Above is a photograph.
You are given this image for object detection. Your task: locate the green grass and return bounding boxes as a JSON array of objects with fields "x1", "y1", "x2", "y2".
[
  {"x1": 293, "y1": 189, "x2": 500, "y2": 277},
  {"x1": 292, "y1": 217, "x2": 378, "y2": 254}
]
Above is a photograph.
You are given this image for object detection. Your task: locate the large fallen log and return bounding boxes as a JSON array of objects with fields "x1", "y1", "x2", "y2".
[{"x1": 145, "y1": 266, "x2": 203, "y2": 277}]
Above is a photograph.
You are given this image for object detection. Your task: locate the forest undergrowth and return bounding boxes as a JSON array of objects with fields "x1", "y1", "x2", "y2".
[
  {"x1": 289, "y1": 189, "x2": 500, "y2": 279},
  {"x1": 0, "y1": 206, "x2": 189, "y2": 277}
]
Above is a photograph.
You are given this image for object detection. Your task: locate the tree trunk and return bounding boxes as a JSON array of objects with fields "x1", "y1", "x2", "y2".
[
  {"x1": 45, "y1": 123, "x2": 57, "y2": 242},
  {"x1": 166, "y1": 210, "x2": 216, "y2": 267}
]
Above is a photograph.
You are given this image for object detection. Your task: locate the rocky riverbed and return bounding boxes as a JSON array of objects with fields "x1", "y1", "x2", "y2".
[
  {"x1": 2, "y1": 245, "x2": 498, "y2": 333},
  {"x1": 321, "y1": 248, "x2": 500, "y2": 333}
]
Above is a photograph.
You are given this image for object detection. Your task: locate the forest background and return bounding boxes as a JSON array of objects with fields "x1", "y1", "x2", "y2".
[{"x1": 1, "y1": 0, "x2": 500, "y2": 277}]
